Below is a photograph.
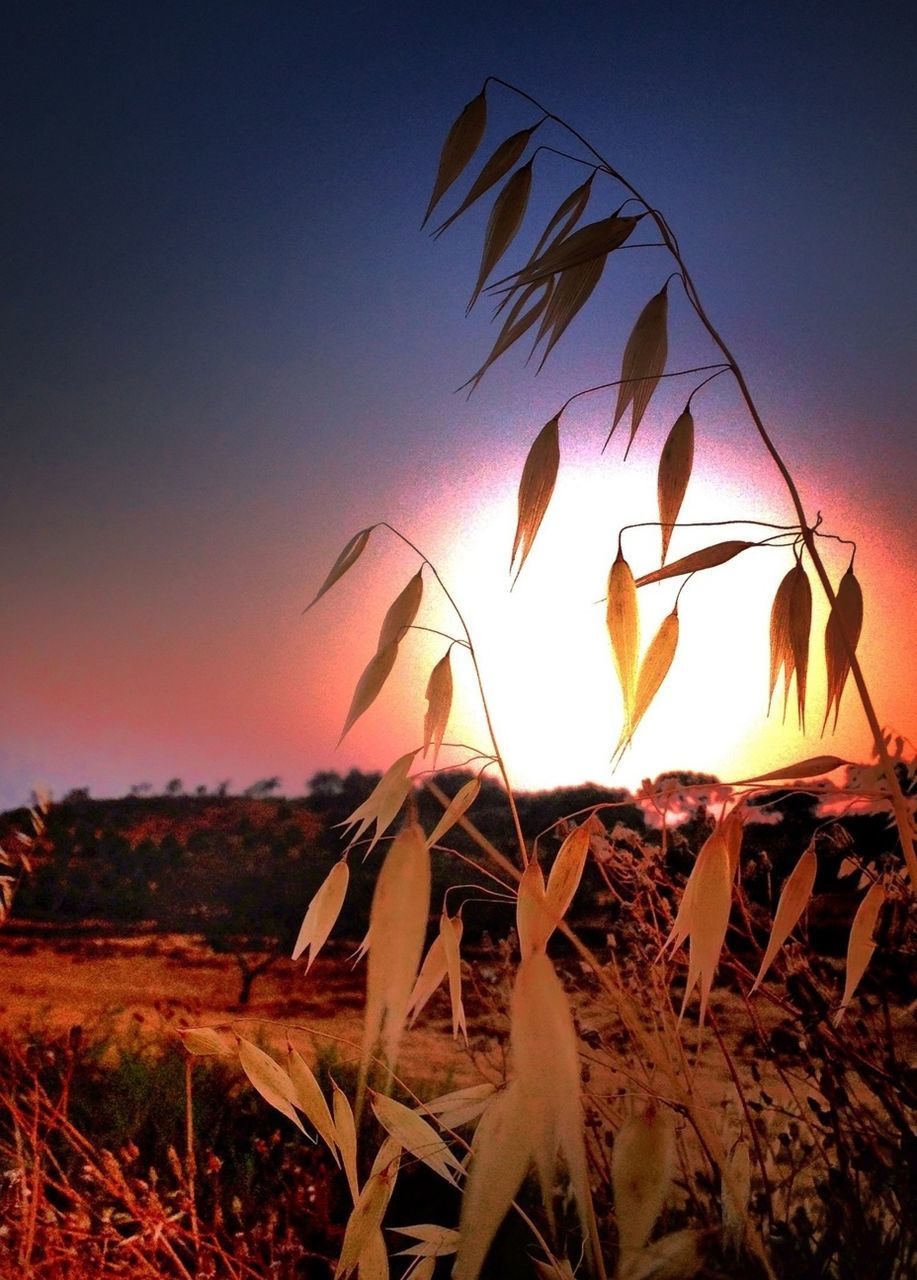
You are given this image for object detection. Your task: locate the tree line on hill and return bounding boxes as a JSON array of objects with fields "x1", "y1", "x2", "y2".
[{"x1": 0, "y1": 769, "x2": 899, "y2": 1004}]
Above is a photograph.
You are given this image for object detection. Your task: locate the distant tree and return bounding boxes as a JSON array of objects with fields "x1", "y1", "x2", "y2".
[
  {"x1": 194, "y1": 784, "x2": 208, "y2": 796},
  {"x1": 61, "y1": 786, "x2": 90, "y2": 804},
  {"x1": 307, "y1": 770, "x2": 345, "y2": 798},
  {"x1": 215, "y1": 780, "x2": 231, "y2": 797},
  {"x1": 130, "y1": 782, "x2": 152, "y2": 797},
  {"x1": 243, "y1": 776, "x2": 282, "y2": 799},
  {"x1": 164, "y1": 778, "x2": 184, "y2": 796}
]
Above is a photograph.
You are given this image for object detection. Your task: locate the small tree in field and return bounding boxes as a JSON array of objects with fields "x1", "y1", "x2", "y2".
[{"x1": 185, "y1": 81, "x2": 915, "y2": 1280}]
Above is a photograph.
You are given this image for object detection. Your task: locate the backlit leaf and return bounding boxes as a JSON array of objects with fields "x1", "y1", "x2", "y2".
[
  {"x1": 377, "y1": 570, "x2": 424, "y2": 651},
  {"x1": 453, "y1": 1082, "x2": 531, "y2": 1280},
  {"x1": 237, "y1": 1039, "x2": 305, "y2": 1134},
  {"x1": 611, "y1": 1102, "x2": 675, "y2": 1254},
  {"x1": 292, "y1": 859, "x2": 350, "y2": 967},
  {"x1": 823, "y1": 567, "x2": 864, "y2": 733},
  {"x1": 468, "y1": 161, "x2": 533, "y2": 311},
  {"x1": 635, "y1": 539, "x2": 754, "y2": 587},
  {"x1": 833, "y1": 881, "x2": 885, "y2": 1025},
  {"x1": 423, "y1": 91, "x2": 487, "y2": 228},
  {"x1": 751, "y1": 845, "x2": 817, "y2": 991},
  {"x1": 434, "y1": 125, "x2": 539, "y2": 236},
  {"x1": 657, "y1": 408, "x2": 694, "y2": 565},
  {"x1": 371, "y1": 1092, "x2": 463, "y2": 1184},
  {"x1": 339, "y1": 642, "x2": 399, "y2": 743},
  {"x1": 510, "y1": 415, "x2": 560, "y2": 581},
  {"x1": 305, "y1": 528, "x2": 373, "y2": 613},
  {"x1": 607, "y1": 549, "x2": 640, "y2": 734},
  {"x1": 423, "y1": 651, "x2": 453, "y2": 766},
  {"x1": 609, "y1": 284, "x2": 669, "y2": 456},
  {"x1": 427, "y1": 777, "x2": 480, "y2": 847}
]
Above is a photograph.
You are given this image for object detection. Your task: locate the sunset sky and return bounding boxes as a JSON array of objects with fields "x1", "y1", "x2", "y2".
[{"x1": 3, "y1": 1, "x2": 915, "y2": 809}]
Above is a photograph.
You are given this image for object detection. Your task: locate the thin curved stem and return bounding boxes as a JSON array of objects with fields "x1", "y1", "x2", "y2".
[
  {"x1": 560, "y1": 364, "x2": 729, "y2": 417},
  {"x1": 379, "y1": 523, "x2": 529, "y2": 867},
  {"x1": 486, "y1": 77, "x2": 915, "y2": 888}
]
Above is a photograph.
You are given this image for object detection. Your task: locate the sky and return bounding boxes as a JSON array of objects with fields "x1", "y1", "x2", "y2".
[{"x1": 2, "y1": 0, "x2": 915, "y2": 808}]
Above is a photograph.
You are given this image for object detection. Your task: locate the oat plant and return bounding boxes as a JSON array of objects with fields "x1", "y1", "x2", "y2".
[{"x1": 183, "y1": 80, "x2": 916, "y2": 1280}]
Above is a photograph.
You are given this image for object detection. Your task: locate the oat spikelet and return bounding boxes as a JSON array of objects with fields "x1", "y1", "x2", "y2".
[
  {"x1": 511, "y1": 952, "x2": 592, "y2": 1244},
  {"x1": 460, "y1": 278, "x2": 553, "y2": 392},
  {"x1": 423, "y1": 91, "x2": 487, "y2": 228},
  {"x1": 511, "y1": 415, "x2": 560, "y2": 582},
  {"x1": 453, "y1": 1083, "x2": 531, "y2": 1280},
  {"x1": 721, "y1": 1139, "x2": 751, "y2": 1255},
  {"x1": 339, "y1": 642, "x2": 399, "y2": 743},
  {"x1": 512, "y1": 213, "x2": 640, "y2": 286},
  {"x1": 434, "y1": 124, "x2": 539, "y2": 237},
  {"x1": 288, "y1": 1048, "x2": 340, "y2": 1162},
  {"x1": 657, "y1": 408, "x2": 694, "y2": 565},
  {"x1": 332, "y1": 1082, "x2": 360, "y2": 1203},
  {"x1": 468, "y1": 161, "x2": 533, "y2": 311},
  {"x1": 525, "y1": 173, "x2": 594, "y2": 267},
  {"x1": 833, "y1": 881, "x2": 885, "y2": 1026},
  {"x1": 418, "y1": 1082, "x2": 496, "y2": 1130},
  {"x1": 335, "y1": 1145, "x2": 400, "y2": 1280},
  {"x1": 305, "y1": 527, "x2": 373, "y2": 612},
  {"x1": 359, "y1": 823, "x2": 431, "y2": 1107},
  {"x1": 788, "y1": 562, "x2": 812, "y2": 729},
  {"x1": 533, "y1": 255, "x2": 606, "y2": 368},
  {"x1": 751, "y1": 845, "x2": 817, "y2": 992},
  {"x1": 635, "y1": 539, "x2": 754, "y2": 587},
  {"x1": 338, "y1": 750, "x2": 418, "y2": 853},
  {"x1": 237, "y1": 1039, "x2": 305, "y2": 1133},
  {"x1": 823, "y1": 566, "x2": 864, "y2": 733},
  {"x1": 407, "y1": 933, "x2": 447, "y2": 1026},
  {"x1": 609, "y1": 285, "x2": 669, "y2": 456},
  {"x1": 625, "y1": 1229, "x2": 706, "y2": 1280},
  {"x1": 377, "y1": 570, "x2": 424, "y2": 650},
  {"x1": 768, "y1": 564, "x2": 796, "y2": 713},
  {"x1": 427, "y1": 777, "x2": 480, "y2": 847},
  {"x1": 516, "y1": 859, "x2": 551, "y2": 957},
  {"x1": 737, "y1": 754, "x2": 846, "y2": 784},
  {"x1": 423, "y1": 650, "x2": 453, "y2": 766},
  {"x1": 615, "y1": 608, "x2": 679, "y2": 759},
  {"x1": 292, "y1": 859, "x2": 350, "y2": 968},
  {"x1": 371, "y1": 1092, "x2": 463, "y2": 1184},
  {"x1": 611, "y1": 1101, "x2": 675, "y2": 1256},
  {"x1": 665, "y1": 827, "x2": 732, "y2": 1027},
  {"x1": 389, "y1": 1224, "x2": 459, "y2": 1258},
  {"x1": 440, "y1": 912, "x2": 468, "y2": 1042},
  {"x1": 544, "y1": 824, "x2": 590, "y2": 933},
  {"x1": 607, "y1": 549, "x2": 640, "y2": 737}
]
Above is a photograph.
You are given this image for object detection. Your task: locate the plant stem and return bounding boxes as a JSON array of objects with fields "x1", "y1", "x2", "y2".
[{"x1": 380, "y1": 524, "x2": 529, "y2": 866}]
